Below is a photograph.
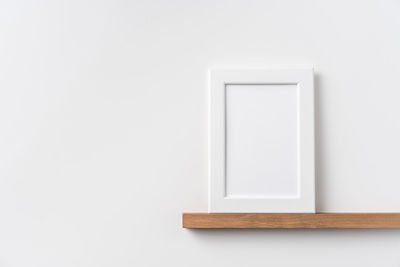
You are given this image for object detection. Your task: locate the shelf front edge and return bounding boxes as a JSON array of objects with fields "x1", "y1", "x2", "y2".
[{"x1": 182, "y1": 213, "x2": 400, "y2": 229}]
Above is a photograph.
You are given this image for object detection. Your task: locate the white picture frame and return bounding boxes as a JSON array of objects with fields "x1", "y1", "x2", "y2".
[{"x1": 209, "y1": 68, "x2": 315, "y2": 213}]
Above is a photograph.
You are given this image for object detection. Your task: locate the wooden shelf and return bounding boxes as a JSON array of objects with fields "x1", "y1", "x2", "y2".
[{"x1": 183, "y1": 213, "x2": 400, "y2": 229}]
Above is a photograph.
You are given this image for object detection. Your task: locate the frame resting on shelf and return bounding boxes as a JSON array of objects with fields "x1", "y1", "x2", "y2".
[
  {"x1": 183, "y1": 213, "x2": 400, "y2": 229},
  {"x1": 208, "y1": 69, "x2": 315, "y2": 213}
]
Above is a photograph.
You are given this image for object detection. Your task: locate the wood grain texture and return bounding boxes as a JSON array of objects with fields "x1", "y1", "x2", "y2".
[{"x1": 182, "y1": 213, "x2": 400, "y2": 229}]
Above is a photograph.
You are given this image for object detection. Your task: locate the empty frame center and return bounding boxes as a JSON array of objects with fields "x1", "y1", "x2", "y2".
[{"x1": 225, "y1": 84, "x2": 298, "y2": 198}]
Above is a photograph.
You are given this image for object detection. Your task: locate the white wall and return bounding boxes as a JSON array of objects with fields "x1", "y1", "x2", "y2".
[{"x1": 1, "y1": 0, "x2": 400, "y2": 266}]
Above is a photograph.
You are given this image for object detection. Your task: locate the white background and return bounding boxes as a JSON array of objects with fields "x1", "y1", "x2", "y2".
[
  {"x1": 1, "y1": 0, "x2": 400, "y2": 266},
  {"x1": 226, "y1": 84, "x2": 298, "y2": 198}
]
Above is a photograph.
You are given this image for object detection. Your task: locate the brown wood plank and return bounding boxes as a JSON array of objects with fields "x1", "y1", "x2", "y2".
[{"x1": 182, "y1": 213, "x2": 400, "y2": 229}]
